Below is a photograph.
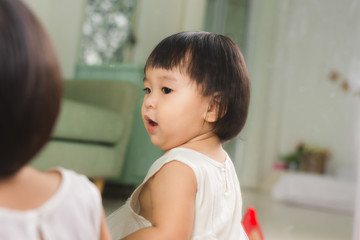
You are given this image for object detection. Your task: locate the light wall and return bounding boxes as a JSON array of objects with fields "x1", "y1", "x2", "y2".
[
  {"x1": 355, "y1": 105, "x2": 360, "y2": 240},
  {"x1": 239, "y1": 0, "x2": 279, "y2": 187},
  {"x1": 23, "y1": 0, "x2": 87, "y2": 79},
  {"x1": 244, "y1": 0, "x2": 359, "y2": 187},
  {"x1": 132, "y1": 0, "x2": 207, "y2": 64}
]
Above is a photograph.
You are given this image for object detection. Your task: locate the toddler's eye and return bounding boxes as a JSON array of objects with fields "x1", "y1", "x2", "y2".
[
  {"x1": 143, "y1": 88, "x2": 151, "y2": 94},
  {"x1": 162, "y1": 87, "x2": 172, "y2": 94}
]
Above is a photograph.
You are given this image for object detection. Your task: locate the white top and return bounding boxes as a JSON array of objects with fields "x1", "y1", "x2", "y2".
[
  {"x1": 0, "y1": 168, "x2": 102, "y2": 240},
  {"x1": 107, "y1": 147, "x2": 249, "y2": 240}
]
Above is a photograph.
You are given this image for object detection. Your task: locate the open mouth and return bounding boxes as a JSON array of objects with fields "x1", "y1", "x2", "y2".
[
  {"x1": 148, "y1": 118, "x2": 158, "y2": 127},
  {"x1": 144, "y1": 115, "x2": 158, "y2": 128}
]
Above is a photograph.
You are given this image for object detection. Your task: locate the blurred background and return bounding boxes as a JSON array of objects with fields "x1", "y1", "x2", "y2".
[{"x1": 23, "y1": 0, "x2": 359, "y2": 239}]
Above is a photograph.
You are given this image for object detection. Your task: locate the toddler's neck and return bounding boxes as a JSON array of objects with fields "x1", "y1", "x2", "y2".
[{"x1": 179, "y1": 133, "x2": 226, "y2": 163}]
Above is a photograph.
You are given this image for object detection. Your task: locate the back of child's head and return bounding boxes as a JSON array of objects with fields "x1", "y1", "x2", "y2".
[
  {"x1": 0, "y1": 0, "x2": 62, "y2": 178},
  {"x1": 145, "y1": 31, "x2": 250, "y2": 142}
]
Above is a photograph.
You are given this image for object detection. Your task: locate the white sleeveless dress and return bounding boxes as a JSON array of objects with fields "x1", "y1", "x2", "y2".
[
  {"x1": 107, "y1": 147, "x2": 249, "y2": 240},
  {"x1": 0, "y1": 168, "x2": 102, "y2": 240}
]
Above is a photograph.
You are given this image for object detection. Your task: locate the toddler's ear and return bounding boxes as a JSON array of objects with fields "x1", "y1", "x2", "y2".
[{"x1": 204, "y1": 94, "x2": 221, "y2": 123}]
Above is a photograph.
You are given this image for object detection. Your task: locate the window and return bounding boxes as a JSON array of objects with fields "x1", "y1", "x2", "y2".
[{"x1": 79, "y1": 0, "x2": 137, "y2": 65}]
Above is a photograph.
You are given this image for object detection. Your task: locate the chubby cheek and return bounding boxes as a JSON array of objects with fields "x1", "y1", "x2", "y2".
[
  {"x1": 159, "y1": 112, "x2": 201, "y2": 145},
  {"x1": 151, "y1": 115, "x2": 181, "y2": 149}
]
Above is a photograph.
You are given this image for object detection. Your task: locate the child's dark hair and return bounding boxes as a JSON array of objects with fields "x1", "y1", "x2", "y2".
[
  {"x1": 0, "y1": 0, "x2": 62, "y2": 177},
  {"x1": 145, "y1": 31, "x2": 250, "y2": 142}
]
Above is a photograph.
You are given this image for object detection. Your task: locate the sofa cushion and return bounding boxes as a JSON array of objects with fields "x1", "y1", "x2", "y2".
[
  {"x1": 53, "y1": 99, "x2": 123, "y2": 144},
  {"x1": 32, "y1": 140, "x2": 118, "y2": 178}
]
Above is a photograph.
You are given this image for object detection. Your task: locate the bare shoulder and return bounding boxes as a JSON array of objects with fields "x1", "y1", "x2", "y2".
[
  {"x1": 151, "y1": 161, "x2": 198, "y2": 217},
  {"x1": 141, "y1": 160, "x2": 197, "y2": 238},
  {"x1": 150, "y1": 160, "x2": 197, "y2": 198},
  {"x1": 42, "y1": 168, "x2": 62, "y2": 184},
  {"x1": 155, "y1": 160, "x2": 196, "y2": 183},
  {"x1": 139, "y1": 160, "x2": 197, "y2": 220}
]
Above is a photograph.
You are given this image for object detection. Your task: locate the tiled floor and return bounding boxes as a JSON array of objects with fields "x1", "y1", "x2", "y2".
[
  {"x1": 241, "y1": 188, "x2": 354, "y2": 240},
  {"x1": 103, "y1": 188, "x2": 354, "y2": 240}
]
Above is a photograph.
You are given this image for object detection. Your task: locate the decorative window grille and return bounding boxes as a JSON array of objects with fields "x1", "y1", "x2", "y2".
[{"x1": 79, "y1": 0, "x2": 137, "y2": 65}]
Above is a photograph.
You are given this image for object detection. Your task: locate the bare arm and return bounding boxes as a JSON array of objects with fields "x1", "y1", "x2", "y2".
[
  {"x1": 122, "y1": 161, "x2": 197, "y2": 240},
  {"x1": 100, "y1": 208, "x2": 112, "y2": 240}
]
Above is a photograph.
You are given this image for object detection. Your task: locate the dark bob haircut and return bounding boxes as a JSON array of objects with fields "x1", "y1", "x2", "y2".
[
  {"x1": 0, "y1": 0, "x2": 62, "y2": 177},
  {"x1": 145, "y1": 31, "x2": 250, "y2": 142}
]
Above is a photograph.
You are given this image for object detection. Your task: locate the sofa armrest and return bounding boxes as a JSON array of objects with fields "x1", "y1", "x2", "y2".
[{"x1": 62, "y1": 80, "x2": 141, "y2": 177}]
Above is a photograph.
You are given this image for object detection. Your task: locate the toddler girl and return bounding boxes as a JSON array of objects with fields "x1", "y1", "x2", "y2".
[
  {"x1": 0, "y1": 0, "x2": 111, "y2": 239},
  {"x1": 107, "y1": 31, "x2": 250, "y2": 240}
]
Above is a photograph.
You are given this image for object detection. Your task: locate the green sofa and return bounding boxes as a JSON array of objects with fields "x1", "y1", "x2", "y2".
[{"x1": 31, "y1": 80, "x2": 140, "y2": 191}]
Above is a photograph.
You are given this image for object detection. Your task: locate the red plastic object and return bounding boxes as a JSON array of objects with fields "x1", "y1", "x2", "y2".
[{"x1": 242, "y1": 207, "x2": 264, "y2": 240}]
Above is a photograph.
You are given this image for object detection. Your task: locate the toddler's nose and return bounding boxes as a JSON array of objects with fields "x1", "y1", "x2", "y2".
[{"x1": 143, "y1": 94, "x2": 156, "y2": 109}]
